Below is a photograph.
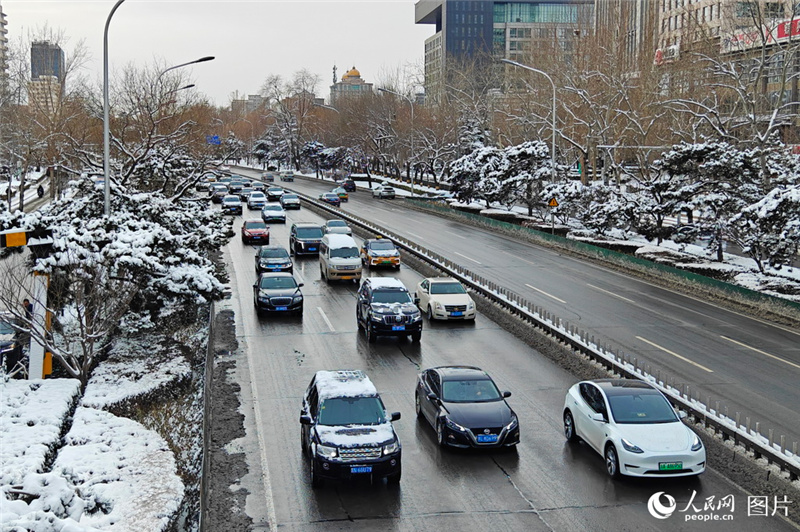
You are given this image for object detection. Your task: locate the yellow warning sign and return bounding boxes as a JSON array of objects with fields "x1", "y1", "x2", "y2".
[{"x1": 548, "y1": 197, "x2": 559, "y2": 207}]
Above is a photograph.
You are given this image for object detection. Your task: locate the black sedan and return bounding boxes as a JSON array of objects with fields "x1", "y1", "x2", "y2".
[
  {"x1": 415, "y1": 366, "x2": 519, "y2": 449},
  {"x1": 318, "y1": 192, "x2": 341, "y2": 207},
  {"x1": 254, "y1": 245, "x2": 293, "y2": 274},
  {"x1": 253, "y1": 272, "x2": 304, "y2": 316}
]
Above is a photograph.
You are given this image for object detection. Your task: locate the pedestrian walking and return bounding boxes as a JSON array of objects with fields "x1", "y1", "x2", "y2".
[
  {"x1": 37, "y1": 185, "x2": 44, "y2": 198},
  {"x1": 22, "y1": 298, "x2": 33, "y2": 321}
]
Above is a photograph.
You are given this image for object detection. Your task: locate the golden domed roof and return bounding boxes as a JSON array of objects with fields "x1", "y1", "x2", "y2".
[{"x1": 342, "y1": 66, "x2": 360, "y2": 80}]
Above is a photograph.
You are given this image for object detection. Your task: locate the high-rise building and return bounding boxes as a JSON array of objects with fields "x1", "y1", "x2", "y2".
[
  {"x1": 31, "y1": 41, "x2": 65, "y2": 81},
  {"x1": 595, "y1": 0, "x2": 657, "y2": 71},
  {"x1": 0, "y1": 1, "x2": 9, "y2": 80},
  {"x1": 415, "y1": 0, "x2": 594, "y2": 101},
  {"x1": 329, "y1": 66, "x2": 374, "y2": 107}
]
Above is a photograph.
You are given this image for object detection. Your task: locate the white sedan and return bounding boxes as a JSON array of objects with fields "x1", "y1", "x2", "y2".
[
  {"x1": 563, "y1": 379, "x2": 706, "y2": 478},
  {"x1": 414, "y1": 277, "x2": 476, "y2": 321}
]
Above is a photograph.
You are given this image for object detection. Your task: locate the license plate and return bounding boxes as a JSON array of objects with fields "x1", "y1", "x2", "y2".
[
  {"x1": 270, "y1": 267, "x2": 281, "y2": 271},
  {"x1": 341, "y1": 276, "x2": 353, "y2": 280},
  {"x1": 451, "y1": 311, "x2": 463, "y2": 316},
  {"x1": 381, "y1": 261, "x2": 393, "y2": 264},
  {"x1": 275, "y1": 306, "x2": 288, "y2": 311},
  {"x1": 659, "y1": 462, "x2": 683, "y2": 471},
  {"x1": 351, "y1": 466, "x2": 372, "y2": 474},
  {"x1": 477, "y1": 434, "x2": 498, "y2": 443},
  {"x1": 392, "y1": 325, "x2": 405, "y2": 331},
  {"x1": 308, "y1": 247, "x2": 317, "y2": 251}
]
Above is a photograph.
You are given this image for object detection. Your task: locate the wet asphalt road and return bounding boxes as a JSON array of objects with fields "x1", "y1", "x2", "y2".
[{"x1": 217, "y1": 196, "x2": 798, "y2": 532}]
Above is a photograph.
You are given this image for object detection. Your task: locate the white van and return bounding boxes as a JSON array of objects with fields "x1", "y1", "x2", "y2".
[
  {"x1": 319, "y1": 234, "x2": 362, "y2": 283},
  {"x1": 280, "y1": 170, "x2": 295, "y2": 182}
]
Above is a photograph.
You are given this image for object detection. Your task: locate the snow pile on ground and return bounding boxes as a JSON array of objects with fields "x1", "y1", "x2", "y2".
[
  {"x1": 82, "y1": 336, "x2": 191, "y2": 411},
  {"x1": 0, "y1": 379, "x2": 81, "y2": 487},
  {"x1": 53, "y1": 407, "x2": 184, "y2": 531}
]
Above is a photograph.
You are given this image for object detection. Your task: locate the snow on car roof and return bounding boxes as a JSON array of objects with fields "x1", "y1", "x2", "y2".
[
  {"x1": 324, "y1": 234, "x2": 356, "y2": 247},
  {"x1": 363, "y1": 277, "x2": 406, "y2": 289},
  {"x1": 315, "y1": 370, "x2": 378, "y2": 399}
]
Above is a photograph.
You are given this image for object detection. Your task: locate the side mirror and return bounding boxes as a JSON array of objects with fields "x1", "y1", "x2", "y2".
[
  {"x1": 253, "y1": 283, "x2": 258, "y2": 289},
  {"x1": 414, "y1": 295, "x2": 420, "y2": 305},
  {"x1": 427, "y1": 393, "x2": 438, "y2": 402},
  {"x1": 390, "y1": 412, "x2": 401, "y2": 422},
  {"x1": 299, "y1": 415, "x2": 312, "y2": 425},
  {"x1": 591, "y1": 412, "x2": 606, "y2": 423},
  {"x1": 502, "y1": 391, "x2": 512, "y2": 398},
  {"x1": 298, "y1": 283, "x2": 304, "y2": 287}
]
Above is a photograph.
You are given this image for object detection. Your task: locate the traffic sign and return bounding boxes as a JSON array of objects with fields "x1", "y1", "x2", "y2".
[
  {"x1": 206, "y1": 135, "x2": 221, "y2": 145},
  {"x1": 548, "y1": 197, "x2": 559, "y2": 207}
]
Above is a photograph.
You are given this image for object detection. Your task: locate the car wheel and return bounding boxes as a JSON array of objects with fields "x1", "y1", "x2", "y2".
[
  {"x1": 426, "y1": 306, "x2": 434, "y2": 321},
  {"x1": 436, "y1": 418, "x2": 447, "y2": 447},
  {"x1": 265, "y1": 238, "x2": 269, "y2": 245},
  {"x1": 410, "y1": 331, "x2": 421, "y2": 342},
  {"x1": 366, "y1": 324, "x2": 376, "y2": 343},
  {"x1": 415, "y1": 392, "x2": 423, "y2": 419},
  {"x1": 386, "y1": 467, "x2": 401, "y2": 485},
  {"x1": 564, "y1": 410, "x2": 578, "y2": 443},
  {"x1": 310, "y1": 458, "x2": 323, "y2": 488},
  {"x1": 394, "y1": 264, "x2": 401, "y2": 270},
  {"x1": 605, "y1": 444, "x2": 621, "y2": 479}
]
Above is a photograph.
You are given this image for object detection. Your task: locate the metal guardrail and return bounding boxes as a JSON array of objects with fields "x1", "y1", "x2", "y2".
[
  {"x1": 293, "y1": 189, "x2": 800, "y2": 481},
  {"x1": 199, "y1": 301, "x2": 214, "y2": 532}
]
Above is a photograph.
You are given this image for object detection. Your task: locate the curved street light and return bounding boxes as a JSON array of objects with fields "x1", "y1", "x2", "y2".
[
  {"x1": 500, "y1": 59, "x2": 558, "y2": 184},
  {"x1": 378, "y1": 87, "x2": 416, "y2": 195},
  {"x1": 102, "y1": 0, "x2": 214, "y2": 216}
]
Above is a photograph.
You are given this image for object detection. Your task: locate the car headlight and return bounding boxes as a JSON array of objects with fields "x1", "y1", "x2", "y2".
[
  {"x1": 621, "y1": 438, "x2": 644, "y2": 454},
  {"x1": 467, "y1": 300, "x2": 475, "y2": 310},
  {"x1": 370, "y1": 313, "x2": 383, "y2": 323},
  {"x1": 316, "y1": 444, "x2": 338, "y2": 459},
  {"x1": 690, "y1": 434, "x2": 703, "y2": 452},
  {"x1": 434, "y1": 302, "x2": 444, "y2": 310},
  {"x1": 260, "y1": 261, "x2": 269, "y2": 267},
  {"x1": 258, "y1": 295, "x2": 270, "y2": 302},
  {"x1": 409, "y1": 313, "x2": 422, "y2": 323},
  {"x1": 445, "y1": 417, "x2": 467, "y2": 432},
  {"x1": 383, "y1": 441, "x2": 400, "y2": 455},
  {"x1": 292, "y1": 296, "x2": 303, "y2": 304},
  {"x1": 504, "y1": 416, "x2": 519, "y2": 431}
]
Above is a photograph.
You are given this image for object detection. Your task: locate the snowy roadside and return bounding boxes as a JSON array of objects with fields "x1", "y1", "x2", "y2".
[{"x1": 1, "y1": 332, "x2": 194, "y2": 532}]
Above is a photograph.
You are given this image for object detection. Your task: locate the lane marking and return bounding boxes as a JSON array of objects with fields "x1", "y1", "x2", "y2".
[
  {"x1": 587, "y1": 283, "x2": 635, "y2": 303},
  {"x1": 317, "y1": 307, "x2": 335, "y2": 332},
  {"x1": 525, "y1": 283, "x2": 566, "y2": 303},
  {"x1": 407, "y1": 232, "x2": 424, "y2": 240},
  {"x1": 636, "y1": 336, "x2": 714, "y2": 373},
  {"x1": 720, "y1": 336, "x2": 800, "y2": 370},
  {"x1": 454, "y1": 251, "x2": 482, "y2": 264},
  {"x1": 445, "y1": 230, "x2": 467, "y2": 240}
]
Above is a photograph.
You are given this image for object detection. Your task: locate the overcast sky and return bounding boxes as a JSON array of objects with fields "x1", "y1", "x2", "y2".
[{"x1": 2, "y1": 0, "x2": 432, "y2": 106}]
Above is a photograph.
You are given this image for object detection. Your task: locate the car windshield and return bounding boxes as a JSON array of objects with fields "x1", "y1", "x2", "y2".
[
  {"x1": 607, "y1": 393, "x2": 679, "y2": 424},
  {"x1": 283, "y1": 194, "x2": 298, "y2": 200},
  {"x1": 223, "y1": 197, "x2": 239, "y2": 203},
  {"x1": 441, "y1": 379, "x2": 502, "y2": 403},
  {"x1": 331, "y1": 246, "x2": 358, "y2": 259},
  {"x1": 268, "y1": 188, "x2": 282, "y2": 193},
  {"x1": 323, "y1": 194, "x2": 338, "y2": 199},
  {"x1": 297, "y1": 227, "x2": 323, "y2": 238},
  {"x1": 259, "y1": 248, "x2": 289, "y2": 259},
  {"x1": 327, "y1": 220, "x2": 347, "y2": 227},
  {"x1": 333, "y1": 188, "x2": 345, "y2": 193},
  {"x1": 317, "y1": 396, "x2": 387, "y2": 426},
  {"x1": 245, "y1": 221, "x2": 267, "y2": 230},
  {"x1": 369, "y1": 241, "x2": 396, "y2": 251},
  {"x1": 0, "y1": 319, "x2": 15, "y2": 335},
  {"x1": 263, "y1": 205, "x2": 282, "y2": 211},
  {"x1": 372, "y1": 290, "x2": 412, "y2": 304},
  {"x1": 258, "y1": 276, "x2": 298, "y2": 290},
  {"x1": 430, "y1": 282, "x2": 466, "y2": 295},
  {"x1": 250, "y1": 193, "x2": 265, "y2": 199}
]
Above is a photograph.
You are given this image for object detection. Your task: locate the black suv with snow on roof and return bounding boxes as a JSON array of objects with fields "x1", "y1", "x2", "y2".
[
  {"x1": 356, "y1": 277, "x2": 422, "y2": 343},
  {"x1": 300, "y1": 370, "x2": 402, "y2": 487}
]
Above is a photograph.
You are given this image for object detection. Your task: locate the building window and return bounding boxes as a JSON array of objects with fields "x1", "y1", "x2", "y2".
[
  {"x1": 764, "y1": 2, "x2": 784, "y2": 19},
  {"x1": 735, "y1": 2, "x2": 755, "y2": 18}
]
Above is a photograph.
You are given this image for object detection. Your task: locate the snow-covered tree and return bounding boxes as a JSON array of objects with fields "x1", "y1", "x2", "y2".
[{"x1": 0, "y1": 177, "x2": 229, "y2": 384}]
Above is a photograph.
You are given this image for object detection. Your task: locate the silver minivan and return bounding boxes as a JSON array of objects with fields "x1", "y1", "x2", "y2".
[{"x1": 319, "y1": 234, "x2": 362, "y2": 283}]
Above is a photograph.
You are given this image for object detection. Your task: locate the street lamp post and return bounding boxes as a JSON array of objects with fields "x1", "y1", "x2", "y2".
[
  {"x1": 102, "y1": 0, "x2": 213, "y2": 217},
  {"x1": 500, "y1": 59, "x2": 558, "y2": 184},
  {"x1": 378, "y1": 87, "x2": 415, "y2": 195}
]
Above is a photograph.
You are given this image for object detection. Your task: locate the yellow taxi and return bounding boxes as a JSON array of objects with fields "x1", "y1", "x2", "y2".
[{"x1": 360, "y1": 237, "x2": 400, "y2": 269}]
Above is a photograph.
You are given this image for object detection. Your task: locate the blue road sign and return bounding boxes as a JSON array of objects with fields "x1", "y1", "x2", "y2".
[{"x1": 206, "y1": 135, "x2": 221, "y2": 145}]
